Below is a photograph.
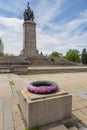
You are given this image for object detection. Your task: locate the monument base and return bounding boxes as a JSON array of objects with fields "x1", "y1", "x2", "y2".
[{"x1": 19, "y1": 88, "x2": 73, "y2": 129}]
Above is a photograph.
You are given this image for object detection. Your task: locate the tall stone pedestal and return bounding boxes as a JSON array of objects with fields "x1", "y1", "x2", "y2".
[
  {"x1": 23, "y1": 21, "x2": 38, "y2": 55},
  {"x1": 19, "y1": 88, "x2": 72, "y2": 129}
]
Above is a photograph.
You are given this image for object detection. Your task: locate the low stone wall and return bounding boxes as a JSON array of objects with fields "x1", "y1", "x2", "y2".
[
  {"x1": 13, "y1": 65, "x2": 29, "y2": 74},
  {"x1": 0, "y1": 65, "x2": 87, "y2": 74},
  {"x1": 28, "y1": 66, "x2": 87, "y2": 74},
  {"x1": 0, "y1": 67, "x2": 13, "y2": 73},
  {"x1": 0, "y1": 65, "x2": 29, "y2": 74}
]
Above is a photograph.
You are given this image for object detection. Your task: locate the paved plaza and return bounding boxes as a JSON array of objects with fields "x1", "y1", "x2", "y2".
[{"x1": 0, "y1": 72, "x2": 87, "y2": 129}]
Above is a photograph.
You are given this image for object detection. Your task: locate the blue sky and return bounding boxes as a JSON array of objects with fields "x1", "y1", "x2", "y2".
[{"x1": 0, "y1": 0, "x2": 87, "y2": 55}]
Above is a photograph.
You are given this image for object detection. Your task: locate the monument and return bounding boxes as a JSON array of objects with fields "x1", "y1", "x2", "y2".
[
  {"x1": 0, "y1": 2, "x2": 78, "y2": 74},
  {"x1": 22, "y1": 2, "x2": 38, "y2": 56}
]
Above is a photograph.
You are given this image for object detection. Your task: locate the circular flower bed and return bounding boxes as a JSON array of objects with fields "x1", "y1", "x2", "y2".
[{"x1": 27, "y1": 81, "x2": 59, "y2": 94}]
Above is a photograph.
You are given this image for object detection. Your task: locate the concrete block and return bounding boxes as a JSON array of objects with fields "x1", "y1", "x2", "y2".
[{"x1": 19, "y1": 88, "x2": 72, "y2": 129}]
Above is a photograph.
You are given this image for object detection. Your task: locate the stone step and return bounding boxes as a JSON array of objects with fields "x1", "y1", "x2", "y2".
[
  {"x1": 51, "y1": 125, "x2": 68, "y2": 130},
  {"x1": 40, "y1": 124, "x2": 68, "y2": 130},
  {"x1": 69, "y1": 126, "x2": 79, "y2": 130}
]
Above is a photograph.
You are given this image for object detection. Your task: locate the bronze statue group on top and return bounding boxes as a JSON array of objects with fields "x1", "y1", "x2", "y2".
[{"x1": 24, "y1": 2, "x2": 34, "y2": 21}]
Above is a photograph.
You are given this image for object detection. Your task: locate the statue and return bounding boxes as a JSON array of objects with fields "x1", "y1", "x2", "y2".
[
  {"x1": 30, "y1": 11, "x2": 34, "y2": 21},
  {"x1": 24, "y1": 2, "x2": 34, "y2": 22},
  {"x1": 24, "y1": 9, "x2": 28, "y2": 21},
  {"x1": 27, "y1": 2, "x2": 30, "y2": 10}
]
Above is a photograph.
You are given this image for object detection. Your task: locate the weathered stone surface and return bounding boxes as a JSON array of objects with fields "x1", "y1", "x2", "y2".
[
  {"x1": 50, "y1": 125, "x2": 68, "y2": 130},
  {"x1": 12, "y1": 105, "x2": 25, "y2": 130},
  {"x1": 13, "y1": 65, "x2": 29, "y2": 74},
  {"x1": 62, "y1": 115, "x2": 78, "y2": 128},
  {"x1": 45, "y1": 124, "x2": 68, "y2": 130},
  {"x1": 23, "y1": 21, "x2": 38, "y2": 56},
  {"x1": 69, "y1": 126, "x2": 79, "y2": 130},
  {"x1": 19, "y1": 88, "x2": 72, "y2": 128},
  {"x1": 0, "y1": 110, "x2": 3, "y2": 130}
]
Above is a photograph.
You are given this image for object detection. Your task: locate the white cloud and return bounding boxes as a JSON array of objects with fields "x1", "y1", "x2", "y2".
[
  {"x1": 36, "y1": 8, "x2": 87, "y2": 55},
  {"x1": 36, "y1": 0, "x2": 64, "y2": 26},
  {"x1": 0, "y1": 16, "x2": 23, "y2": 55},
  {"x1": 0, "y1": 1, "x2": 87, "y2": 56}
]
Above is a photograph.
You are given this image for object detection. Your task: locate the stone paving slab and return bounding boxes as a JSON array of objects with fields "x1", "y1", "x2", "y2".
[
  {"x1": 0, "y1": 100, "x2": 3, "y2": 129},
  {"x1": 3, "y1": 106, "x2": 14, "y2": 130},
  {"x1": 69, "y1": 126, "x2": 79, "y2": 130},
  {"x1": 0, "y1": 110, "x2": 3, "y2": 130},
  {"x1": 0, "y1": 82, "x2": 13, "y2": 98},
  {"x1": 39, "y1": 124, "x2": 69, "y2": 130},
  {"x1": 2, "y1": 98, "x2": 19, "y2": 106},
  {"x1": 80, "y1": 108, "x2": 87, "y2": 116},
  {"x1": 13, "y1": 79, "x2": 28, "y2": 92},
  {"x1": 49, "y1": 124, "x2": 68, "y2": 130},
  {"x1": 0, "y1": 103, "x2": 25, "y2": 130},
  {"x1": 1, "y1": 73, "x2": 87, "y2": 129},
  {"x1": 12, "y1": 105, "x2": 25, "y2": 130},
  {"x1": 0, "y1": 74, "x2": 10, "y2": 82}
]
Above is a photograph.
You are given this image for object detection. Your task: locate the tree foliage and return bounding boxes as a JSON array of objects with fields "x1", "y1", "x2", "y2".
[
  {"x1": 50, "y1": 51, "x2": 60, "y2": 58},
  {"x1": 82, "y1": 48, "x2": 87, "y2": 65},
  {"x1": 65, "y1": 49, "x2": 80, "y2": 63}
]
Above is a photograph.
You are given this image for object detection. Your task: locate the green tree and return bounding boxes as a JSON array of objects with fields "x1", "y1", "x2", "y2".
[
  {"x1": 0, "y1": 38, "x2": 4, "y2": 56},
  {"x1": 65, "y1": 49, "x2": 80, "y2": 63},
  {"x1": 82, "y1": 48, "x2": 87, "y2": 65},
  {"x1": 50, "y1": 51, "x2": 60, "y2": 58}
]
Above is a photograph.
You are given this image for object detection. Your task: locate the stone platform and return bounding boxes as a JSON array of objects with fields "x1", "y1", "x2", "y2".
[
  {"x1": 19, "y1": 88, "x2": 72, "y2": 129},
  {"x1": 28, "y1": 66, "x2": 87, "y2": 74},
  {"x1": 1, "y1": 73, "x2": 87, "y2": 130}
]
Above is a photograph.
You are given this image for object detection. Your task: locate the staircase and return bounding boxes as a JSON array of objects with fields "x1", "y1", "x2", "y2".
[
  {"x1": 29, "y1": 55, "x2": 77, "y2": 66},
  {"x1": 29, "y1": 55, "x2": 51, "y2": 66},
  {"x1": 0, "y1": 55, "x2": 77, "y2": 67}
]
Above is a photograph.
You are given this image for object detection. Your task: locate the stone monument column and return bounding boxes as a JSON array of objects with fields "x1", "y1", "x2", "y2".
[{"x1": 22, "y1": 2, "x2": 38, "y2": 56}]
